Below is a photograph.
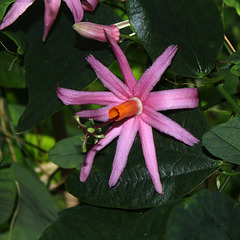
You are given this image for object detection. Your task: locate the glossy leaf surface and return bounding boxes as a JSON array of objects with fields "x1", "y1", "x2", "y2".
[
  {"x1": 203, "y1": 116, "x2": 240, "y2": 165},
  {"x1": 39, "y1": 205, "x2": 140, "y2": 240},
  {"x1": 126, "y1": 0, "x2": 223, "y2": 77}
]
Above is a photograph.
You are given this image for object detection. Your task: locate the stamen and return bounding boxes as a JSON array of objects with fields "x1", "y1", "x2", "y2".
[
  {"x1": 74, "y1": 115, "x2": 118, "y2": 152},
  {"x1": 109, "y1": 97, "x2": 142, "y2": 121}
]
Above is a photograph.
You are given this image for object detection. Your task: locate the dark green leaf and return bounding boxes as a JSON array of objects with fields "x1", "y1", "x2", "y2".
[
  {"x1": 66, "y1": 109, "x2": 221, "y2": 209},
  {"x1": 39, "y1": 205, "x2": 140, "y2": 240},
  {"x1": 118, "y1": 200, "x2": 181, "y2": 240},
  {"x1": 16, "y1": 2, "x2": 129, "y2": 132},
  {"x1": 165, "y1": 190, "x2": 237, "y2": 240},
  {"x1": 49, "y1": 134, "x2": 84, "y2": 169},
  {"x1": 203, "y1": 116, "x2": 240, "y2": 165},
  {"x1": 0, "y1": 51, "x2": 25, "y2": 88},
  {"x1": 118, "y1": 190, "x2": 239, "y2": 240},
  {"x1": 228, "y1": 206, "x2": 240, "y2": 240},
  {"x1": 3, "y1": 163, "x2": 61, "y2": 240},
  {"x1": 126, "y1": 0, "x2": 224, "y2": 77},
  {"x1": 0, "y1": 165, "x2": 16, "y2": 225}
]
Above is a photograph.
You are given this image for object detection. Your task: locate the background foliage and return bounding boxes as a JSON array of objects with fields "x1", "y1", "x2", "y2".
[{"x1": 0, "y1": 0, "x2": 240, "y2": 239}]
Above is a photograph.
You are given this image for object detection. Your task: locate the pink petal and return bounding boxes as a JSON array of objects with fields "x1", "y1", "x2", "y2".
[
  {"x1": 86, "y1": 54, "x2": 132, "y2": 100},
  {"x1": 0, "y1": 0, "x2": 35, "y2": 30},
  {"x1": 105, "y1": 32, "x2": 136, "y2": 92},
  {"x1": 75, "y1": 105, "x2": 113, "y2": 122},
  {"x1": 134, "y1": 45, "x2": 178, "y2": 101},
  {"x1": 109, "y1": 117, "x2": 139, "y2": 187},
  {"x1": 57, "y1": 87, "x2": 122, "y2": 105},
  {"x1": 80, "y1": 121, "x2": 122, "y2": 182},
  {"x1": 138, "y1": 120, "x2": 163, "y2": 194},
  {"x1": 82, "y1": 0, "x2": 98, "y2": 12},
  {"x1": 63, "y1": 0, "x2": 84, "y2": 23},
  {"x1": 141, "y1": 106, "x2": 199, "y2": 146},
  {"x1": 43, "y1": 0, "x2": 61, "y2": 41},
  {"x1": 144, "y1": 88, "x2": 199, "y2": 111}
]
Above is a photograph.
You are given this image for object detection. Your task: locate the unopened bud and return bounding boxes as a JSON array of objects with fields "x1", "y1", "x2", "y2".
[{"x1": 73, "y1": 22, "x2": 120, "y2": 42}]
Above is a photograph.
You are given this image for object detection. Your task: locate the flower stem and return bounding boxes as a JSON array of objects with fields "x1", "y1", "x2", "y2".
[
  {"x1": 219, "y1": 164, "x2": 239, "y2": 192},
  {"x1": 215, "y1": 84, "x2": 240, "y2": 115}
]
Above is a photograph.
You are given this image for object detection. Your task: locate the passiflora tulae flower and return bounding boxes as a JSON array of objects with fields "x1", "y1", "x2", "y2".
[{"x1": 57, "y1": 33, "x2": 199, "y2": 194}]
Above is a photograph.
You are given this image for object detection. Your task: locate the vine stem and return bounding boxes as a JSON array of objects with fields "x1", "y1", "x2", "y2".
[
  {"x1": 215, "y1": 84, "x2": 240, "y2": 116},
  {"x1": 219, "y1": 165, "x2": 239, "y2": 192},
  {"x1": 8, "y1": 181, "x2": 21, "y2": 240}
]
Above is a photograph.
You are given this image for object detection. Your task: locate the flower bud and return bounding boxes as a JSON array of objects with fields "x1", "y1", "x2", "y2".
[{"x1": 73, "y1": 22, "x2": 120, "y2": 42}]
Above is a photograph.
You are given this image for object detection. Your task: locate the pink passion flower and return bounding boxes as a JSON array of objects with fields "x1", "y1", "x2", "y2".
[
  {"x1": 57, "y1": 33, "x2": 199, "y2": 194},
  {"x1": 0, "y1": 0, "x2": 99, "y2": 41}
]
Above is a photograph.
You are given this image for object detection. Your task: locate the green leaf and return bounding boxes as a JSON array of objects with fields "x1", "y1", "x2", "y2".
[
  {"x1": 224, "y1": 0, "x2": 240, "y2": 16},
  {"x1": 228, "y1": 206, "x2": 240, "y2": 240},
  {"x1": 230, "y1": 64, "x2": 240, "y2": 76},
  {"x1": 118, "y1": 200, "x2": 181, "y2": 240},
  {"x1": 118, "y1": 190, "x2": 239, "y2": 240},
  {"x1": 0, "y1": 0, "x2": 14, "y2": 21},
  {"x1": 165, "y1": 190, "x2": 238, "y2": 240},
  {"x1": 16, "y1": 2, "x2": 130, "y2": 132},
  {"x1": 4, "y1": 163, "x2": 61, "y2": 240},
  {"x1": 2, "y1": 30, "x2": 28, "y2": 55},
  {"x1": 227, "y1": 51, "x2": 240, "y2": 64},
  {"x1": 126, "y1": 0, "x2": 224, "y2": 77},
  {"x1": 49, "y1": 134, "x2": 84, "y2": 169},
  {"x1": 0, "y1": 164, "x2": 16, "y2": 225},
  {"x1": 39, "y1": 205, "x2": 140, "y2": 240},
  {"x1": 0, "y1": 50, "x2": 25, "y2": 88},
  {"x1": 202, "y1": 116, "x2": 240, "y2": 165},
  {"x1": 7, "y1": 103, "x2": 25, "y2": 127},
  {"x1": 66, "y1": 109, "x2": 221, "y2": 209}
]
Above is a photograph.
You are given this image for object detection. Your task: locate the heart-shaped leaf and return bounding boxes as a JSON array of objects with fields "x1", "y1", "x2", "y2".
[
  {"x1": 126, "y1": 0, "x2": 224, "y2": 77},
  {"x1": 118, "y1": 190, "x2": 239, "y2": 240},
  {"x1": 203, "y1": 116, "x2": 240, "y2": 165},
  {"x1": 49, "y1": 134, "x2": 85, "y2": 169},
  {"x1": 39, "y1": 205, "x2": 140, "y2": 240}
]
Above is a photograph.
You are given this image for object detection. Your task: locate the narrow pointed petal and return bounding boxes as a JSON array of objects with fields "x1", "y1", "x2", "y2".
[
  {"x1": 109, "y1": 117, "x2": 139, "y2": 187},
  {"x1": 80, "y1": 121, "x2": 122, "y2": 182},
  {"x1": 0, "y1": 0, "x2": 35, "y2": 30},
  {"x1": 63, "y1": 0, "x2": 84, "y2": 23},
  {"x1": 76, "y1": 105, "x2": 113, "y2": 122},
  {"x1": 141, "y1": 106, "x2": 199, "y2": 146},
  {"x1": 86, "y1": 54, "x2": 132, "y2": 100},
  {"x1": 57, "y1": 87, "x2": 122, "y2": 105},
  {"x1": 144, "y1": 88, "x2": 199, "y2": 111},
  {"x1": 43, "y1": 0, "x2": 61, "y2": 41},
  {"x1": 139, "y1": 120, "x2": 163, "y2": 194},
  {"x1": 105, "y1": 32, "x2": 137, "y2": 92},
  {"x1": 134, "y1": 45, "x2": 178, "y2": 101},
  {"x1": 82, "y1": 0, "x2": 98, "y2": 12}
]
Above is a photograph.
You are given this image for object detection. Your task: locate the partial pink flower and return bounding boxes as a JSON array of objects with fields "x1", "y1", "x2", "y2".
[
  {"x1": 0, "y1": 0, "x2": 99, "y2": 41},
  {"x1": 57, "y1": 33, "x2": 199, "y2": 195},
  {"x1": 73, "y1": 22, "x2": 120, "y2": 42}
]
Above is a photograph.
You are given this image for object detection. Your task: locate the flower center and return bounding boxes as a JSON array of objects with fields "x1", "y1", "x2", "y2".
[{"x1": 108, "y1": 97, "x2": 143, "y2": 121}]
